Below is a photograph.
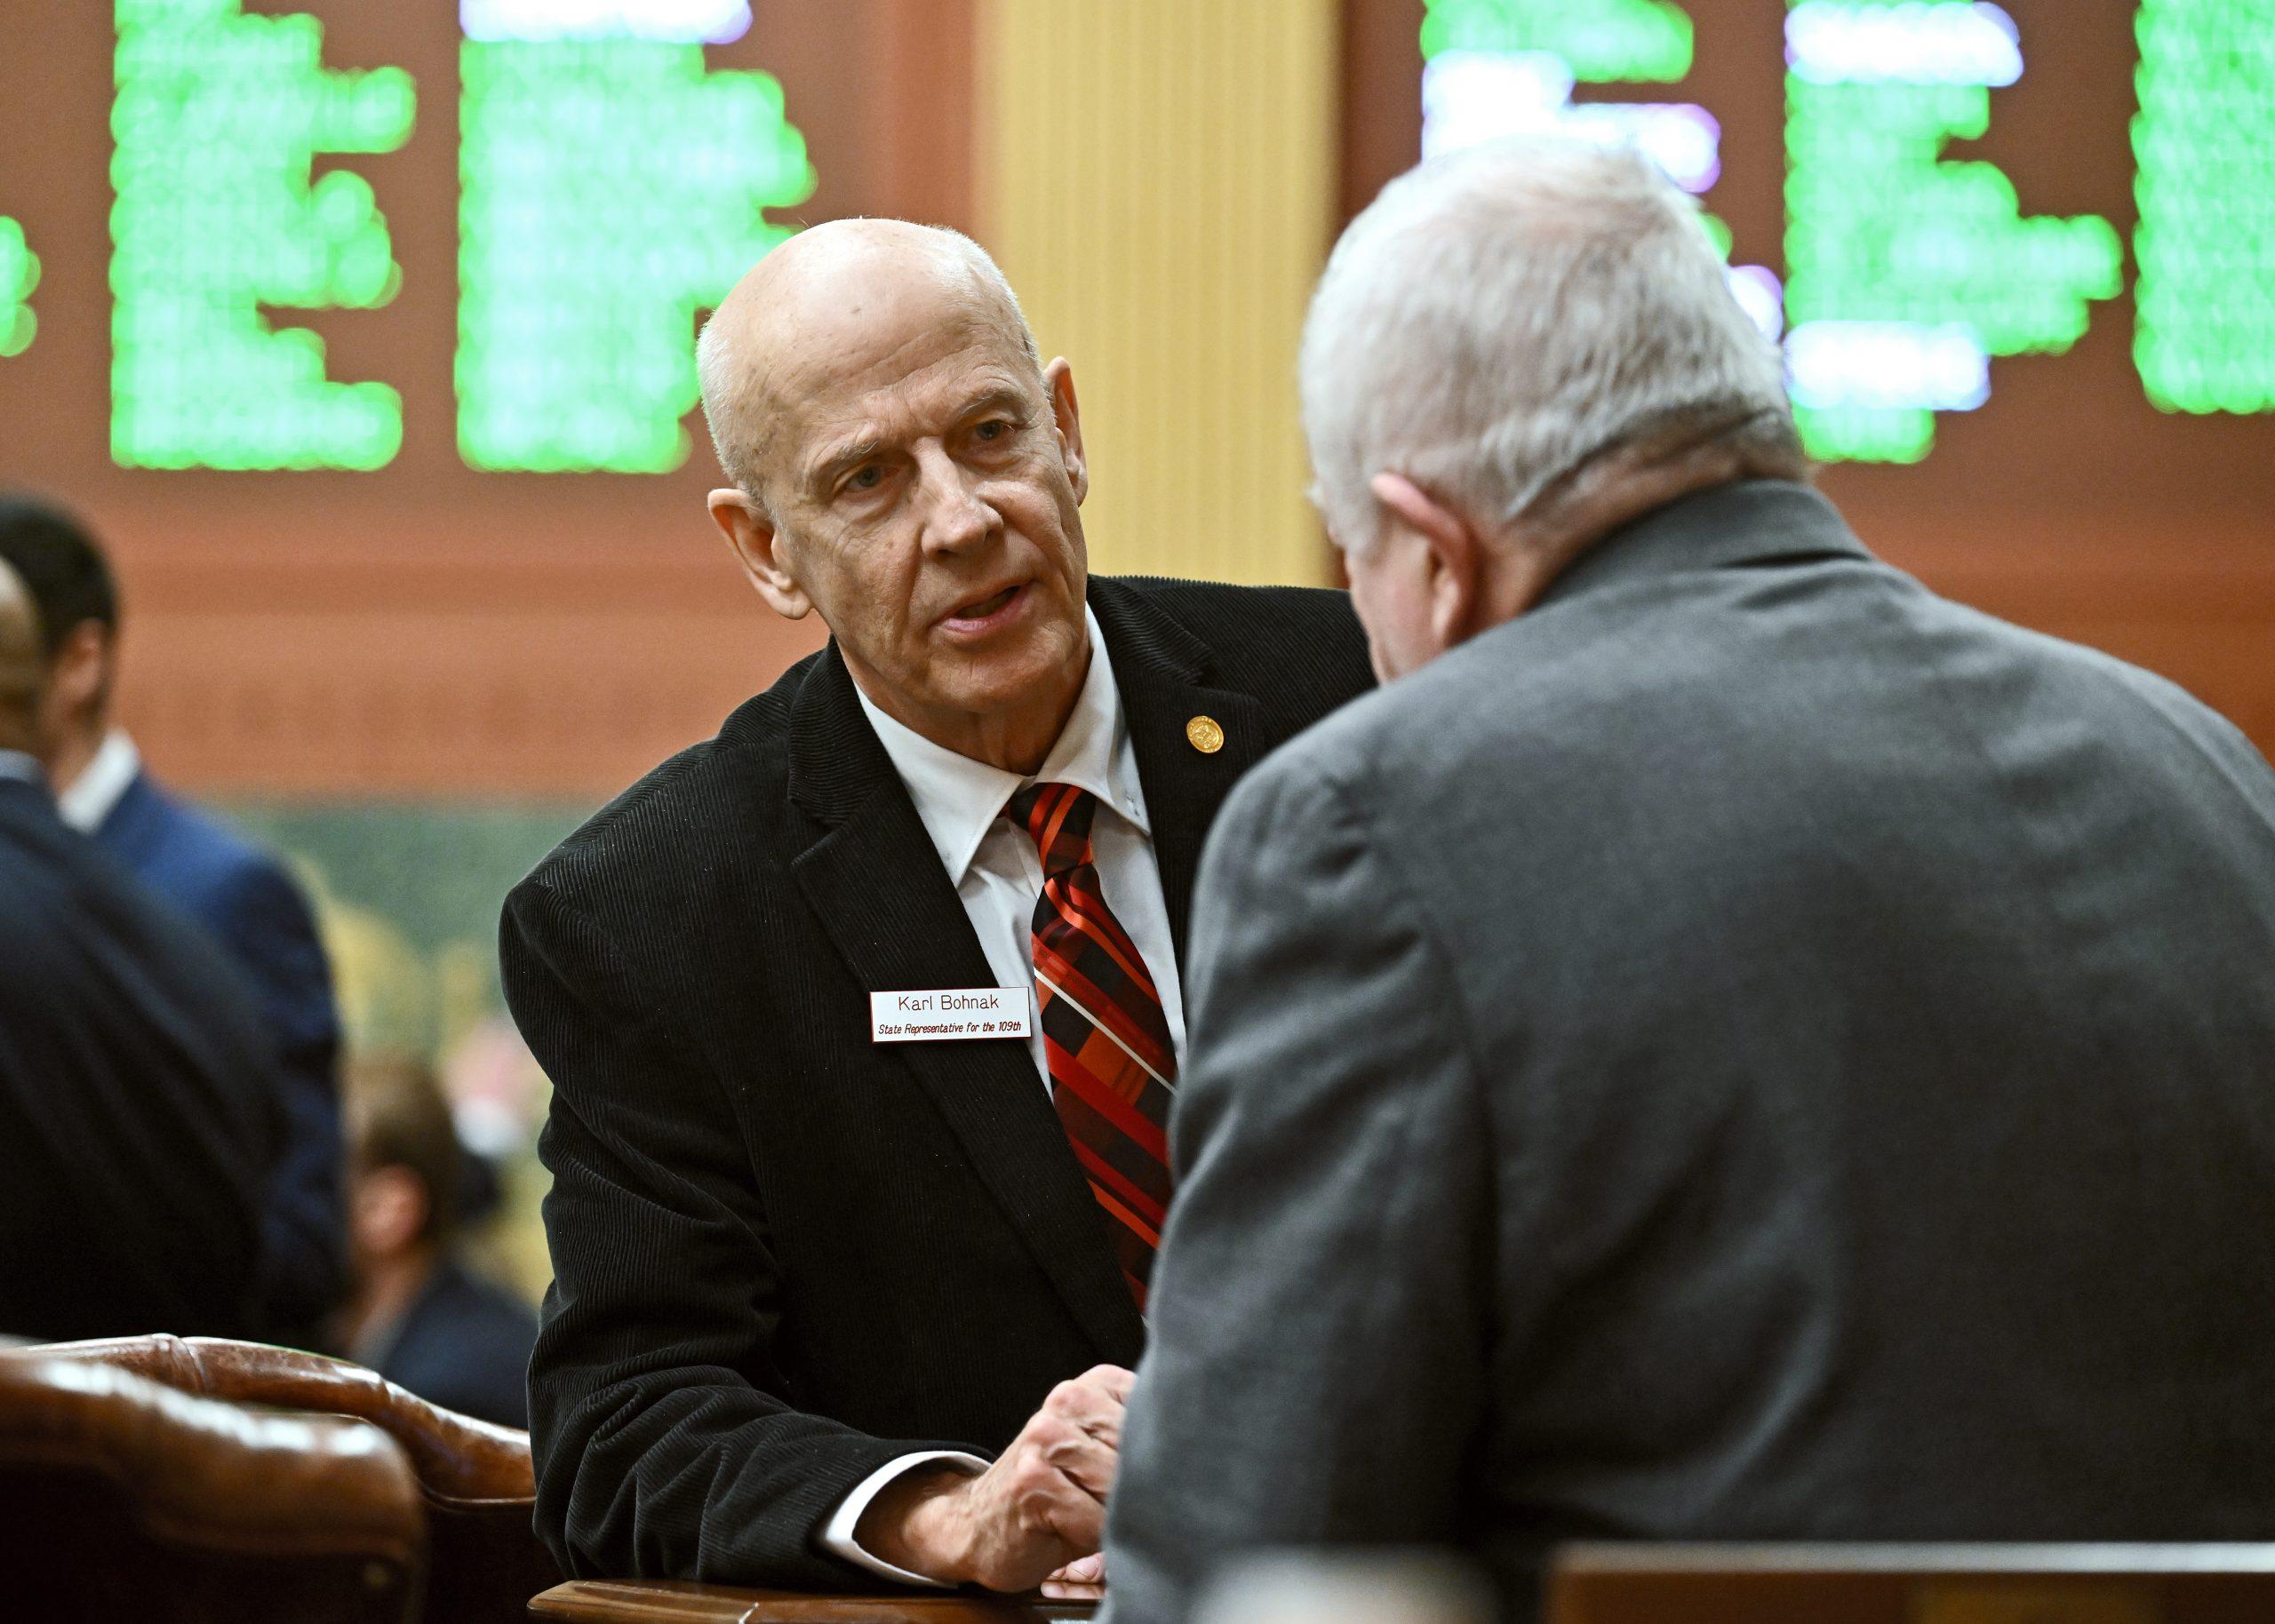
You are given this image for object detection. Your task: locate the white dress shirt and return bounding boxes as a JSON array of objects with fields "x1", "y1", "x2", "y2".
[
  {"x1": 56, "y1": 729, "x2": 140, "y2": 833},
  {"x1": 822, "y1": 607, "x2": 1185, "y2": 1584}
]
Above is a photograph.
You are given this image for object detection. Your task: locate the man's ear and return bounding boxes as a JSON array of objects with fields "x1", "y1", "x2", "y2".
[
  {"x1": 49, "y1": 620, "x2": 111, "y2": 716},
  {"x1": 1370, "y1": 472, "x2": 1482, "y2": 653},
  {"x1": 708, "y1": 488, "x2": 812, "y2": 621},
  {"x1": 1043, "y1": 357, "x2": 1087, "y2": 505}
]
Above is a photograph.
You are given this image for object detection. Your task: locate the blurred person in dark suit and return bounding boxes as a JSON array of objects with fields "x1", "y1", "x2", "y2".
[
  {"x1": 504, "y1": 219, "x2": 1372, "y2": 1594},
  {"x1": 0, "y1": 556, "x2": 284, "y2": 1342},
  {"x1": 334, "y1": 1055, "x2": 538, "y2": 1430},
  {"x1": 0, "y1": 495, "x2": 346, "y2": 1338},
  {"x1": 1104, "y1": 139, "x2": 2275, "y2": 1624}
]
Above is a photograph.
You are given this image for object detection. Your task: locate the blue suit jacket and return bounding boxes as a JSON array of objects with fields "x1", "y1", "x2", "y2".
[{"x1": 94, "y1": 770, "x2": 346, "y2": 1333}]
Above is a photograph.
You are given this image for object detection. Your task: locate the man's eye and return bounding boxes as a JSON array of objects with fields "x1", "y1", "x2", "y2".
[
  {"x1": 849, "y1": 466, "x2": 883, "y2": 490},
  {"x1": 973, "y1": 420, "x2": 1010, "y2": 443}
]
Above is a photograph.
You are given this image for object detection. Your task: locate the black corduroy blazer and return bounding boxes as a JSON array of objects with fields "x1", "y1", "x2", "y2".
[{"x1": 503, "y1": 576, "x2": 1373, "y2": 1588}]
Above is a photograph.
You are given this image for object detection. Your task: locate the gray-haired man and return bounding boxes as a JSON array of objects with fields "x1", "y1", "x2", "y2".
[{"x1": 1103, "y1": 138, "x2": 2275, "y2": 1622}]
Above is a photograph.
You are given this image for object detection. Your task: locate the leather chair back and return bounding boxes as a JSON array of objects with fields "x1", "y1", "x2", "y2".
[
  {"x1": 33, "y1": 1334, "x2": 563, "y2": 1624},
  {"x1": 0, "y1": 1356, "x2": 424, "y2": 1623}
]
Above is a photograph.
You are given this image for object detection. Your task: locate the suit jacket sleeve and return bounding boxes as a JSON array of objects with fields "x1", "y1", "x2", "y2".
[
  {"x1": 504, "y1": 875, "x2": 978, "y2": 1586},
  {"x1": 1104, "y1": 750, "x2": 1495, "y2": 1624},
  {"x1": 210, "y1": 852, "x2": 347, "y2": 1336}
]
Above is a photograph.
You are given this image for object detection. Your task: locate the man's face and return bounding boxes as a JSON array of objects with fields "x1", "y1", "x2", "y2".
[{"x1": 753, "y1": 299, "x2": 1090, "y2": 739}]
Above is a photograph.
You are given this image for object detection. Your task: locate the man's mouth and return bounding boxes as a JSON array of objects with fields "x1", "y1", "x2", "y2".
[{"x1": 939, "y1": 584, "x2": 1026, "y2": 633}]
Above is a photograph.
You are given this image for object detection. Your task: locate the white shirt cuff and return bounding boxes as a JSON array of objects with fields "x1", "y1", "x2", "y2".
[{"x1": 819, "y1": 1450, "x2": 990, "y2": 1588}]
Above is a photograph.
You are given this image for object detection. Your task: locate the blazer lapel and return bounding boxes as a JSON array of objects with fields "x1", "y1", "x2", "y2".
[
  {"x1": 787, "y1": 645, "x2": 1146, "y2": 1363},
  {"x1": 1090, "y1": 579, "x2": 1266, "y2": 967}
]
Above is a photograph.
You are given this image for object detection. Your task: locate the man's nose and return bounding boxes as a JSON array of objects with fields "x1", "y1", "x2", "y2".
[{"x1": 914, "y1": 445, "x2": 998, "y2": 555}]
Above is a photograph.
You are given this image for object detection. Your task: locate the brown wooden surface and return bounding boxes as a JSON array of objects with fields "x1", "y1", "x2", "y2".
[
  {"x1": 1547, "y1": 1543, "x2": 2275, "y2": 1624},
  {"x1": 529, "y1": 1580, "x2": 1097, "y2": 1624},
  {"x1": 1337, "y1": 0, "x2": 1425, "y2": 234}
]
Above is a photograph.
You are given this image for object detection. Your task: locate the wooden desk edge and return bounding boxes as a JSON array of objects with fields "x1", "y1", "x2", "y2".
[
  {"x1": 529, "y1": 1579, "x2": 1098, "y2": 1624},
  {"x1": 1552, "y1": 1542, "x2": 2275, "y2": 1576}
]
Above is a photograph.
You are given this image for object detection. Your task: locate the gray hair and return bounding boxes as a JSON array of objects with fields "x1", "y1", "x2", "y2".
[
  {"x1": 1299, "y1": 137, "x2": 1798, "y2": 552},
  {"x1": 696, "y1": 223, "x2": 1041, "y2": 501}
]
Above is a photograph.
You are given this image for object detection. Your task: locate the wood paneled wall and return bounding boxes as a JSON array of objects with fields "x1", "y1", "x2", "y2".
[{"x1": 978, "y1": 0, "x2": 1340, "y2": 588}]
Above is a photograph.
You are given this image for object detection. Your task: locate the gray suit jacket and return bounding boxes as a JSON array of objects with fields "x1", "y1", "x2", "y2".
[{"x1": 1104, "y1": 481, "x2": 2275, "y2": 1624}]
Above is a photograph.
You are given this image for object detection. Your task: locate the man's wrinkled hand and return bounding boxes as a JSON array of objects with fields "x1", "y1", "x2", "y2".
[{"x1": 856, "y1": 1364, "x2": 1134, "y2": 1591}]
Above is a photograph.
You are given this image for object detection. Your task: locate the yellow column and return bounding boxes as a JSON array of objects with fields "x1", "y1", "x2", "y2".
[{"x1": 978, "y1": 0, "x2": 1340, "y2": 586}]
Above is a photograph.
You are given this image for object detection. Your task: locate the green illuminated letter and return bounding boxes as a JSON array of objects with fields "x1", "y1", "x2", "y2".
[
  {"x1": 0, "y1": 219, "x2": 36, "y2": 359},
  {"x1": 2132, "y1": 0, "x2": 2275, "y2": 415},
  {"x1": 110, "y1": 0, "x2": 416, "y2": 470}
]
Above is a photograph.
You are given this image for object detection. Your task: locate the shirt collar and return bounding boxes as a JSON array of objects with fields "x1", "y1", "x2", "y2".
[
  {"x1": 57, "y1": 729, "x2": 140, "y2": 834},
  {"x1": 855, "y1": 605, "x2": 1151, "y2": 886},
  {"x1": 0, "y1": 749, "x2": 45, "y2": 786}
]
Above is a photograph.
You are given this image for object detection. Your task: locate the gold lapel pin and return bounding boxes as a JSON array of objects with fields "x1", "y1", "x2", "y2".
[{"x1": 1186, "y1": 715, "x2": 1225, "y2": 754}]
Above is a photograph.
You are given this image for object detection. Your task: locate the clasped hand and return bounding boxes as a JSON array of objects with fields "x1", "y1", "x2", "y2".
[{"x1": 856, "y1": 1362, "x2": 1133, "y2": 1592}]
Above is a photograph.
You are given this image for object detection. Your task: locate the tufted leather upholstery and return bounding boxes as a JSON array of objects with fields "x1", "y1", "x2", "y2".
[
  {"x1": 0, "y1": 1355, "x2": 425, "y2": 1622},
  {"x1": 25, "y1": 1334, "x2": 562, "y2": 1624}
]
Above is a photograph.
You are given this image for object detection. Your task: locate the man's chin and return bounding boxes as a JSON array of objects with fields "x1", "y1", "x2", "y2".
[{"x1": 927, "y1": 633, "x2": 1086, "y2": 718}]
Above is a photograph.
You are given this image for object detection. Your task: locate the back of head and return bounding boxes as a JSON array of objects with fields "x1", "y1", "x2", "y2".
[
  {"x1": 1299, "y1": 138, "x2": 1800, "y2": 552},
  {"x1": 347, "y1": 1055, "x2": 467, "y2": 1250},
  {"x1": 0, "y1": 495, "x2": 118, "y2": 661}
]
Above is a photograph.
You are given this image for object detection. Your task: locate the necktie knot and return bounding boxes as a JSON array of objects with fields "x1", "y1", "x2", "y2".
[{"x1": 1006, "y1": 782, "x2": 1098, "y2": 879}]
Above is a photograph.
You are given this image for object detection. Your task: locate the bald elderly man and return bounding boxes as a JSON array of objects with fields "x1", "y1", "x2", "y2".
[{"x1": 503, "y1": 221, "x2": 1371, "y2": 1593}]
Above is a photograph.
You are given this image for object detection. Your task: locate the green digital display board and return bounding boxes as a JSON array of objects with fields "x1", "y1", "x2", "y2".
[
  {"x1": 1422, "y1": 0, "x2": 1781, "y2": 397},
  {"x1": 92, "y1": 0, "x2": 815, "y2": 475},
  {"x1": 1420, "y1": 0, "x2": 2272, "y2": 467},
  {"x1": 455, "y1": 40, "x2": 813, "y2": 473},
  {"x1": 109, "y1": 0, "x2": 415, "y2": 470},
  {"x1": 1783, "y1": 4, "x2": 2124, "y2": 463},
  {"x1": 2, "y1": 2, "x2": 2267, "y2": 497}
]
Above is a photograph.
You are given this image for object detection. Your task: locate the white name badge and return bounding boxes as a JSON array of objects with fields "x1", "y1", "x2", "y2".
[{"x1": 870, "y1": 987, "x2": 1034, "y2": 1043}]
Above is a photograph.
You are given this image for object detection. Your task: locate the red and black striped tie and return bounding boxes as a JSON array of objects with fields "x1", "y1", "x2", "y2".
[{"x1": 1006, "y1": 782, "x2": 1176, "y2": 1310}]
